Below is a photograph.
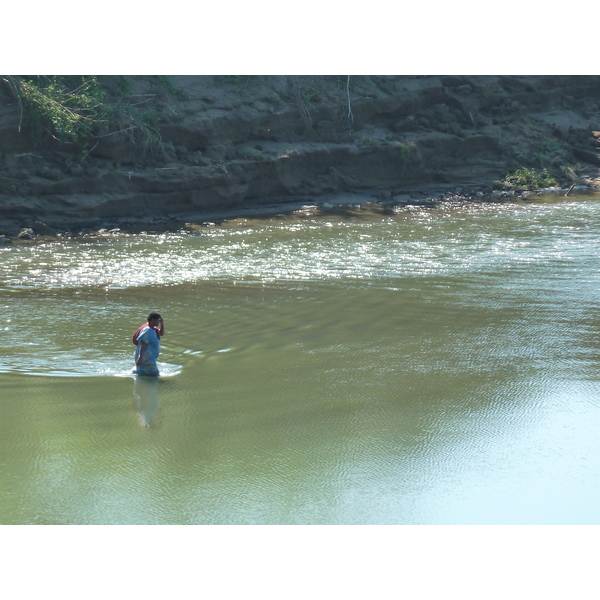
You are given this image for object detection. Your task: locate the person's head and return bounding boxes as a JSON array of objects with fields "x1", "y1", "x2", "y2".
[{"x1": 147, "y1": 311, "x2": 162, "y2": 326}]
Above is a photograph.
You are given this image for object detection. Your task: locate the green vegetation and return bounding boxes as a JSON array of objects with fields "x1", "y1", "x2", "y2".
[
  {"x1": 7, "y1": 76, "x2": 104, "y2": 145},
  {"x1": 152, "y1": 75, "x2": 188, "y2": 99},
  {"x1": 505, "y1": 136, "x2": 573, "y2": 174},
  {"x1": 359, "y1": 136, "x2": 415, "y2": 162},
  {"x1": 1, "y1": 75, "x2": 169, "y2": 158},
  {"x1": 360, "y1": 137, "x2": 384, "y2": 147},
  {"x1": 499, "y1": 167, "x2": 560, "y2": 191},
  {"x1": 295, "y1": 84, "x2": 320, "y2": 104},
  {"x1": 534, "y1": 139, "x2": 572, "y2": 168}
]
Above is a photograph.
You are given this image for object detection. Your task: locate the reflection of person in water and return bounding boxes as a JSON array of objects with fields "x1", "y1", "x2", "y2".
[
  {"x1": 133, "y1": 376, "x2": 161, "y2": 428},
  {"x1": 132, "y1": 312, "x2": 165, "y2": 377}
]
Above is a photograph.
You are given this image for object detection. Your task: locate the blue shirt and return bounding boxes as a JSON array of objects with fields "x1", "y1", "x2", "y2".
[{"x1": 133, "y1": 325, "x2": 161, "y2": 376}]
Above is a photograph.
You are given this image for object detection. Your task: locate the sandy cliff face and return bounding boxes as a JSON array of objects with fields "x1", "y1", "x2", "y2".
[{"x1": 1, "y1": 75, "x2": 600, "y2": 236}]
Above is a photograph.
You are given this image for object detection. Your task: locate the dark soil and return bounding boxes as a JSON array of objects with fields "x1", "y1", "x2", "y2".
[{"x1": 1, "y1": 75, "x2": 600, "y2": 239}]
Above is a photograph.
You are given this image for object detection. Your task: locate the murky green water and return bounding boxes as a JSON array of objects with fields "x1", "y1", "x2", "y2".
[{"x1": 1, "y1": 193, "x2": 600, "y2": 524}]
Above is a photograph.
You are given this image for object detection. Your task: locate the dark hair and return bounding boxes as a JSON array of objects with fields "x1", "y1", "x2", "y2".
[{"x1": 147, "y1": 311, "x2": 162, "y2": 322}]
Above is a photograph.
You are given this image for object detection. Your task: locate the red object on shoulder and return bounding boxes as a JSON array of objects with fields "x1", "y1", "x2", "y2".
[
  {"x1": 132, "y1": 324, "x2": 146, "y2": 345},
  {"x1": 132, "y1": 324, "x2": 161, "y2": 345}
]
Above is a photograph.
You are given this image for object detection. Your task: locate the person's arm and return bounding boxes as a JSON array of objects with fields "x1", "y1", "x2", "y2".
[
  {"x1": 136, "y1": 341, "x2": 147, "y2": 367},
  {"x1": 158, "y1": 317, "x2": 165, "y2": 337}
]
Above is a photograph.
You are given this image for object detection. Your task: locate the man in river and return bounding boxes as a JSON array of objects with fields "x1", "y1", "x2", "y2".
[{"x1": 132, "y1": 312, "x2": 165, "y2": 376}]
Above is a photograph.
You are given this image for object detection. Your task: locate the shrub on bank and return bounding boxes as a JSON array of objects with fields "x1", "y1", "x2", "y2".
[{"x1": 498, "y1": 167, "x2": 560, "y2": 191}]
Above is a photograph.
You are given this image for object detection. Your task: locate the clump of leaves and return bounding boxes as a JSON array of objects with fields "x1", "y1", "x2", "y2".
[
  {"x1": 2, "y1": 75, "x2": 166, "y2": 158},
  {"x1": 12, "y1": 76, "x2": 105, "y2": 145},
  {"x1": 500, "y1": 167, "x2": 559, "y2": 191}
]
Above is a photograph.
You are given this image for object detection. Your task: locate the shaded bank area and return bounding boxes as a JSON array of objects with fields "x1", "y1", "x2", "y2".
[{"x1": 1, "y1": 75, "x2": 600, "y2": 238}]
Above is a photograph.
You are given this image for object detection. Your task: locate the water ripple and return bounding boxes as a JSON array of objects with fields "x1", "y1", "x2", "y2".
[{"x1": 1, "y1": 196, "x2": 597, "y2": 290}]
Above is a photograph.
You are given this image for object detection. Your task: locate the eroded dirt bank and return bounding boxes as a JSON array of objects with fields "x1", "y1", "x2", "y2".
[{"x1": 1, "y1": 75, "x2": 600, "y2": 238}]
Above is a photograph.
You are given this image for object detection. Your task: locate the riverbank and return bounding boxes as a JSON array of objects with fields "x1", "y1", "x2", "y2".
[
  {"x1": 6, "y1": 183, "x2": 595, "y2": 245},
  {"x1": 2, "y1": 75, "x2": 600, "y2": 240}
]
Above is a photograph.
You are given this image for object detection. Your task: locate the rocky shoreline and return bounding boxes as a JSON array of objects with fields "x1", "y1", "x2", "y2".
[
  {"x1": 4, "y1": 182, "x2": 595, "y2": 245},
  {"x1": 2, "y1": 75, "x2": 600, "y2": 242}
]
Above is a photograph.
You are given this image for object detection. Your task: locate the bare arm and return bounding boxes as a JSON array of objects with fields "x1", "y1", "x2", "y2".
[{"x1": 136, "y1": 341, "x2": 147, "y2": 367}]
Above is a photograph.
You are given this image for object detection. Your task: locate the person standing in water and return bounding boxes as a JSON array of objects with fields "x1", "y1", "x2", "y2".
[{"x1": 133, "y1": 312, "x2": 165, "y2": 376}]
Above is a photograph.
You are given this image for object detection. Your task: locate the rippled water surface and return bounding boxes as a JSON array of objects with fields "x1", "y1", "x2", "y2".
[{"x1": 1, "y1": 193, "x2": 600, "y2": 524}]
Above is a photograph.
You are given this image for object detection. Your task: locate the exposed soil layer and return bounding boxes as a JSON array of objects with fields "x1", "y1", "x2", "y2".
[{"x1": 1, "y1": 75, "x2": 600, "y2": 239}]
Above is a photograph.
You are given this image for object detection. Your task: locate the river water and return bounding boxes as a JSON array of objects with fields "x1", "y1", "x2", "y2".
[{"x1": 1, "y1": 192, "x2": 599, "y2": 524}]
